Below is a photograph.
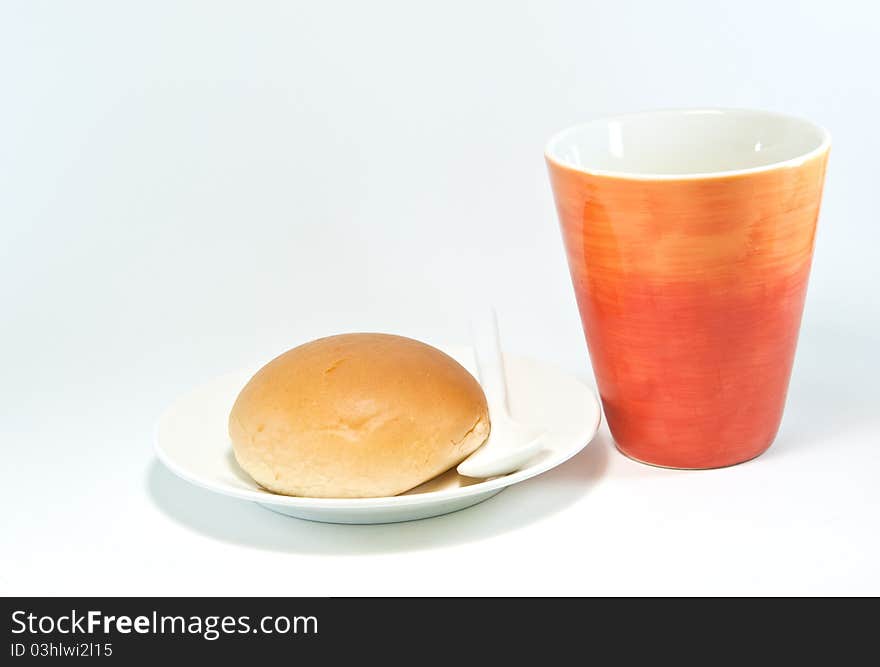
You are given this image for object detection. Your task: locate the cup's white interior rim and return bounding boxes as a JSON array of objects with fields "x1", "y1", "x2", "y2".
[{"x1": 545, "y1": 109, "x2": 831, "y2": 180}]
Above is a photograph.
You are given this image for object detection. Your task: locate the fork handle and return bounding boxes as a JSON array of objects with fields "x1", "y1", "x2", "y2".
[{"x1": 470, "y1": 308, "x2": 509, "y2": 416}]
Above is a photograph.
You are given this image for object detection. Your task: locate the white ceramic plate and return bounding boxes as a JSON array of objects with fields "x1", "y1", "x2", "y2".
[{"x1": 154, "y1": 347, "x2": 600, "y2": 524}]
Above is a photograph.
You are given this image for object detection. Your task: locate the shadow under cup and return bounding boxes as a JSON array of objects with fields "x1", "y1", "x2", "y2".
[{"x1": 546, "y1": 109, "x2": 830, "y2": 469}]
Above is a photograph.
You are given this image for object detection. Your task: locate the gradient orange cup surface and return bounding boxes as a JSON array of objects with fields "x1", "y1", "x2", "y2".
[{"x1": 546, "y1": 110, "x2": 829, "y2": 468}]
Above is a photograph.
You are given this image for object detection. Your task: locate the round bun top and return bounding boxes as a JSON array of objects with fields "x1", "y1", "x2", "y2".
[{"x1": 229, "y1": 333, "x2": 490, "y2": 498}]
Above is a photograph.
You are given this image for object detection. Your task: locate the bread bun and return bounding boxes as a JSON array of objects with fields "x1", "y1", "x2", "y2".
[{"x1": 229, "y1": 333, "x2": 490, "y2": 498}]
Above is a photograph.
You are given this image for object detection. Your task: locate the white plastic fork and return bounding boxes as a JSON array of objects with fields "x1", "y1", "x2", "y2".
[{"x1": 457, "y1": 310, "x2": 546, "y2": 478}]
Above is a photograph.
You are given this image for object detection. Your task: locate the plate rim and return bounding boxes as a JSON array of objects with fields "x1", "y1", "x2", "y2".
[{"x1": 154, "y1": 352, "x2": 601, "y2": 510}]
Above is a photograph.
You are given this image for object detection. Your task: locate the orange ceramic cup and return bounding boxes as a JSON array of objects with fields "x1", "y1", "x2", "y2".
[{"x1": 546, "y1": 109, "x2": 830, "y2": 469}]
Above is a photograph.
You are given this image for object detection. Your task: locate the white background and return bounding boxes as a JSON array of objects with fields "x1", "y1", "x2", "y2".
[{"x1": 2, "y1": 1, "x2": 878, "y2": 596}]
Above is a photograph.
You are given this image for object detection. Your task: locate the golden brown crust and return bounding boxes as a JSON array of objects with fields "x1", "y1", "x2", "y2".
[{"x1": 229, "y1": 334, "x2": 490, "y2": 497}]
